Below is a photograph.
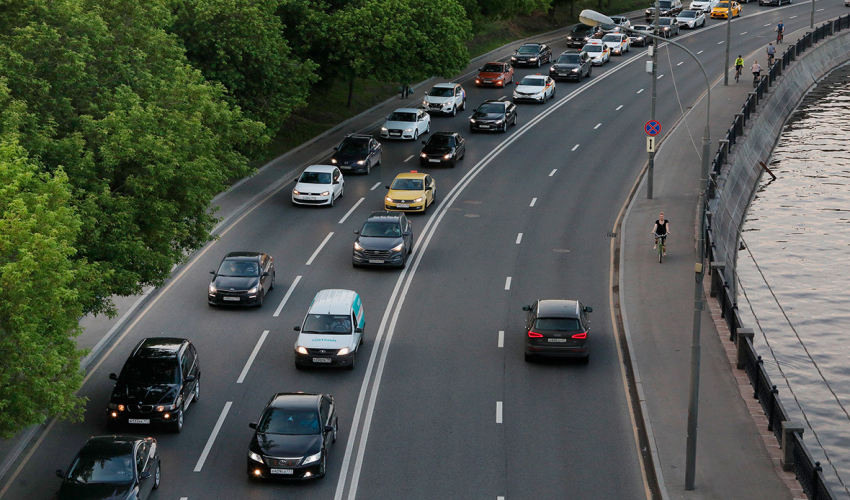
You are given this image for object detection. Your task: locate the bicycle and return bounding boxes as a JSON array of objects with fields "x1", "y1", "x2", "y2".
[
  {"x1": 776, "y1": 30, "x2": 784, "y2": 44},
  {"x1": 767, "y1": 53, "x2": 775, "y2": 67},
  {"x1": 752, "y1": 71, "x2": 761, "y2": 88},
  {"x1": 654, "y1": 233, "x2": 667, "y2": 263},
  {"x1": 735, "y1": 65, "x2": 742, "y2": 83}
]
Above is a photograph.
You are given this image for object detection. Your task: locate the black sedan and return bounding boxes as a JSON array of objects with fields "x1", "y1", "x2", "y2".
[
  {"x1": 208, "y1": 251, "x2": 275, "y2": 307},
  {"x1": 566, "y1": 24, "x2": 599, "y2": 48},
  {"x1": 55, "y1": 436, "x2": 160, "y2": 500},
  {"x1": 330, "y1": 133, "x2": 382, "y2": 174},
  {"x1": 106, "y1": 338, "x2": 200, "y2": 432},
  {"x1": 510, "y1": 43, "x2": 553, "y2": 67},
  {"x1": 420, "y1": 132, "x2": 466, "y2": 168},
  {"x1": 523, "y1": 299, "x2": 593, "y2": 363},
  {"x1": 549, "y1": 50, "x2": 593, "y2": 81},
  {"x1": 247, "y1": 393, "x2": 338, "y2": 480},
  {"x1": 353, "y1": 211, "x2": 413, "y2": 268},
  {"x1": 469, "y1": 100, "x2": 517, "y2": 133}
]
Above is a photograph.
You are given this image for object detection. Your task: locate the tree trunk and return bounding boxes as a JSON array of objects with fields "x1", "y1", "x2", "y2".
[{"x1": 347, "y1": 75, "x2": 355, "y2": 109}]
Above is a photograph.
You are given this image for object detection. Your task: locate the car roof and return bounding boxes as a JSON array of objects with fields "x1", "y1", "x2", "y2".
[
  {"x1": 482, "y1": 61, "x2": 506, "y2": 66},
  {"x1": 342, "y1": 134, "x2": 372, "y2": 141},
  {"x1": 269, "y1": 392, "x2": 322, "y2": 410},
  {"x1": 586, "y1": 39, "x2": 605, "y2": 45},
  {"x1": 560, "y1": 49, "x2": 582, "y2": 55},
  {"x1": 393, "y1": 171, "x2": 428, "y2": 180},
  {"x1": 224, "y1": 251, "x2": 262, "y2": 260},
  {"x1": 430, "y1": 131, "x2": 456, "y2": 137},
  {"x1": 481, "y1": 99, "x2": 507, "y2": 106},
  {"x1": 520, "y1": 42, "x2": 542, "y2": 47},
  {"x1": 537, "y1": 299, "x2": 581, "y2": 318},
  {"x1": 303, "y1": 164, "x2": 337, "y2": 173},
  {"x1": 366, "y1": 210, "x2": 402, "y2": 221},
  {"x1": 135, "y1": 338, "x2": 187, "y2": 358},
  {"x1": 392, "y1": 108, "x2": 422, "y2": 114},
  {"x1": 309, "y1": 289, "x2": 358, "y2": 315},
  {"x1": 432, "y1": 82, "x2": 459, "y2": 89},
  {"x1": 80, "y1": 436, "x2": 139, "y2": 457}
]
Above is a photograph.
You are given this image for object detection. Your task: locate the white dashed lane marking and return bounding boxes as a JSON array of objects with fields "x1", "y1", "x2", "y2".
[
  {"x1": 549, "y1": 169, "x2": 557, "y2": 176},
  {"x1": 505, "y1": 277, "x2": 512, "y2": 290},
  {"x1": 498, "y1": 331, "x2": 504, "y2": 348},
  {"x1": 194, "y1": 402, "x2": 232, "y2": 472},
  {"x1": 530, "y1": 198, "x2": 537, "y2": 207},
  {"x1": 498, "y1": 96, "x2": 508, "y2": 100},
  {"x1": 516, "y1": 233, "x2": 523, "y2": 244},
  {"x1": 637, "y1": 88, "x2": 644, "y2": 93},
  {"x1": 677, "y1": 61, "x2": 683, "y2": 66},
  {"x1": 740, "y1": 32, "x2": 748, "y2": 35},
  {"x1": 790, "y1": 15, "x2": 797, "y2": 19},
  {"x1": 616, "y1": 104, "x2": 623, "y2": 110},
  {"x1": 496, "y1": 402, "x2": 503, "y2": 423},
  {"x1": 404, "y1": 155, "x2": 414, "y2": 162},
  {"x1": 370, "y1": 182, "x2": 381, "y2": 190},
  {"x1": 237, "y1": 330, "x2": 269, "y2": 384},
  {"x1": 273, "y1": 275, "x2": 301, "y2": 318},
  {"x1": 594, "y1": 123, "x2": 602, "y2": 129},
  {"x1": 718, "y1": 40, "x2": 724, "y2": 44},
  {"x1": 657, "y1": 74, "x2": 664, "y2": 79},
  {"x1": 338, "y1": 197, "x2": 365, "y2": 224},
  {"x1": 697, "y1": 50, "x2": 704, "y2": 54},
  {"x1": 572, "y1": 144, "x2": 580, "y2": 151},
  {"x1": 306, "y1": 232, "x2": 333, "y2": 266}
]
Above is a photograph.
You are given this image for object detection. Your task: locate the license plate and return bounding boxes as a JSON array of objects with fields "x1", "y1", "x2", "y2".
[
  {"x1": 312, "y1": 358, "x2": 332, "y2": 363},
  {"x1": 223, "y1": 296, "x2": 240, "y2": 301},
  {"x1": 390, "y1": 132, "x2": 401, "y2": 136},
  {"x1": 428, "y1": 159, "x2": 440, "y2": 163},
  {"x1": 270, "y1": 469, "x2": 294, "y2": 475},
  {"x1": 128, "y1": 419, "x2": 150, "y2": 424},
  {"x1": 559, "y1": 72, "x2": 569, "y2": 76},
  {"x1": 368, "y1": 259, "x2": 384, "y2": 264},
  {"x1": 548, "y1": 338, "x2": 568, "y2": 343},
  {"x1": 396, "y1": 204, "x2": 409, "y2": 208},
  {"x1": 479, "y1": 125, "x2": 490, "y2": 129}
]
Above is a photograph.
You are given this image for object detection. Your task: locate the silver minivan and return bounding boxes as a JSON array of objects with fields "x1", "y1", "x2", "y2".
[{"x1": 294, "y1": 289, "x2": 364, "y2": 370}]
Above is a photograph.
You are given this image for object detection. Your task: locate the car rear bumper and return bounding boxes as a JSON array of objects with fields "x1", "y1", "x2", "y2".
[{"x1": 525, "y1": 344, "x2": 589, "y2": 358}]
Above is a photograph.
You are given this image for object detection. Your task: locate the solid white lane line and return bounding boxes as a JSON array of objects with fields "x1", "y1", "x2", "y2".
[
  {"x1": 404, "y1": 155, "x2": 414, "y2": 162},
  {"x1": 496, "y1": 402, "x2": 503, "y2": 423},
  {"x1": 498, "y1": 331, "x2": 504, "y2": 348},
  {"x1": 194, "y1": 402, "x2": 232, "y2": 472},
  {"x1": 718, "y1": 40, "x2": 724, "y2": 44},
  {"x1": 530, "y1": 198, "x2": 537, "y2": 207},
  {"x1": 498, "y1": 95, "x2": 508, "y2": 100},
  {"x1": 306, "y1": 232, "x2": 334, "y2": 265},
  {"x1": 616, "y1": 104, "x2": 623, "y2": 110},
  {"x1": 764, "y1": 23, "x2": 771, "y2": 26},
  {"x1": 817, "y1": 8, "x2": 824, "y2": 11},
  {"x1": 370, "y1": 182, "x2": 381, "y2": 191},
  {"x1": 571, "y1": 144, "x2": 579, "y2": 151},
  {"x1": 237, "y1": 330, "x2": 269, "y2": 384},
  {"x1": 657, "y1": 74, "x2": 664, "y2": 79},
  {"x1": 740, "y1": 31, "x2": 748, "y2": 35},
  {"x1": 516, "y1": 233, "x2": 523, "y2": 244},
  {"x1": 505, "y1": 277, "x2": 511, "y2": 290},
  {"x1": 677, "y1": 61, "x2": 684, "y2": 66},
  {"x1": 549, "y1": 169, "x2": 557, "y2": 176},
  {"x1": 637, "y1": 88, "x2": 644, "y2": 93},
  {"x1": 697, "y1": 50, "x2": 704, "y2": 54},
  {"x1": 273, "y1": 275, "x2": 301, "y2": 318},
  {"x1": 338, "y1": 197, "x2": 365, "y2": 224},
  {"x1": 594, "y1": 123, "x2": 602, "y2": 129},
  {"x1": 790, "y1": 15, "x2": 797, "y2": 19}
]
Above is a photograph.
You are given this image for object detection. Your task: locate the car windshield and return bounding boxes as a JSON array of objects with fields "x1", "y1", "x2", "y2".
[
  {"x1": 360, "y1": 221, "x2": 401, "y2": 237},
  {"x1": 299, "y1": 171, "x2": 331, "y2": 184},
  {"x1": 337, "y1": 140, "x2": 368, "y2": 154},
  {"x1": 476, "y1": 103, "x2": 505, "y2": 114},
  {"x1": 584, "y1": 45, "x2": 603, "y2": 53},
  {"x1": 633, "y1": 25, "x2": 651, "y2": 31},
  {"x1": 123, "y1": 358, "x2": 179, "y2": 384},
  {"x1": 534, "y1": 317, "x2": 582, "y2": 331},
  {"x1": 301, "y1": 314, "x2": 352, "y2": 334},
  {"x1": 426, "y1": 135, "x2": 455, "y2": 147},
  {"x1": 258, "y1": 409, "x2": 321, "y2": 435},
  {"x1": 572, "y1": 24, "x2": 592, "y2": 33},
  {"x1": 519, "y1": 77, "x2": 545, "y2": 87},
  {"x1": 217, "y1": 259, "x2": 259, "y2": 277},
  {"x1": 391, "y1": 178, "x2": 424, "y2": 190},
  {"x1": 557, "y1": 54, "x2": 582, "y2": 64},
  {"x1": 388, "y1": 112, "x2": 416, "y2": 122},
  {"x1": 480, "y1": 64, "x2": 503, "y2": 72},
  {"x1": 658, "y1": 0, "x2": 672, "y2": 7},
  {"x1": 680, "y1": 10, "x2": 697, "y2": 16},
  {"x1": 659, "y1": 18, "x2": 673, "y2": 25},
  {"x1": 599, "y1": 23, "x2": 615, "y2": 31},
  {"x1": 517, "y1": 45, "x2": 540, "y2": 54},
  {"x1": 428, "y1": 87, "x2": 454, "y2": 97},
  {"x1": 602, "y1": 35, "x2": 621, "y2": 42},
  {"x1": 716, "y1": 2, "x2": 730, "y2": 6},
  {"x1": 67, "y1": 453, "x2": 134, "y2": 484}
]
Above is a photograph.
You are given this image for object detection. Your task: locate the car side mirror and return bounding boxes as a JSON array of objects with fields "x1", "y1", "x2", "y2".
[
  {"x1": 355, "y1": 327, "x2": 363, "y2": 334},
  {"x1": 249, "y1": 422, "x2": 258, "y2": 430},
  {"x1": 425, "y1": 186, "x2": 432, "y2": 191},
  {"x1": 422, "y1": 141, "x2": 426, "y2": 144},
  {"x1": 522, "y1": 305, "x2": 531, "y2": 311},
  {"x1": 109, "y1": 373, "x2": 118, "y2": 381},
  {"x1": 333, "y1": 146, "x2": 338, "y2": 151},
  {"x1": 324, "y1": 425, "x2": 335, "y2": 433},
  {"x1": 385, "y1": 186, "x2": 390, "y2": 190},
  {"x1": 403, "y1": 231, "x2": 412, "y2": 236},
  {"x1": 262, "y1": 271, "x2": 270, "y2": 277},
  {"x1": 184, "y1": 375, "x2": 196, "y2": 382},
  {"x1": 209, "y1": 270, "x2": 215, "y2": 275},
  {"x1": 333, "y1": 180, "x2": 339, "y2": 184},
  {"x1": 140, "y1": 471, "x2": 151, "y2": 480},
  {"x1": 354, "y1": 230, "x2": 359, "y2": 235},
  {"x1": 294, "y1": 326, "x2": 301, "y2": 332},
  {"x1": 585, "y1": 306, "x2": 593, "y2": 313},
  {"x1": 55, "y1": 470, "x2": 64, "y2": 478}
]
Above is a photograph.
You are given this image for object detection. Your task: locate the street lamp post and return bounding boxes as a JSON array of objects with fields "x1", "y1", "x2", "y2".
[
  {"x1": 725, "y1": 2, "x2": 732, "y2": 85},
  {"x1": 648, "y1": 0, "x2": 660, "y2": 199},
  {"x1": 579, "y1": 8, "x2": 712, "y2": 492}
]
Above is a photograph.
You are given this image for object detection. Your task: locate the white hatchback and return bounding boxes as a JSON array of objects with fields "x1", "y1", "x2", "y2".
[
  {"x1": 381, "y1": 108, "x2": 431, "y2": 140},
  {"x1": 292, "y1": 165, "x2": 344, "y2": 207}
]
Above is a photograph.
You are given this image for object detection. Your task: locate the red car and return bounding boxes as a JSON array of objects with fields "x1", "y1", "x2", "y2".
[{"x1": 475, "y1": 62, "x2": 514, "y2": 87}]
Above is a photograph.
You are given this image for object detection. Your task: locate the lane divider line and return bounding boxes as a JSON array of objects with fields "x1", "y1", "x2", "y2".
[
  {"x1": 594, "y1": 123, "x2": 602, "y2": 129},
  {"x1": 637, "y1": 88, "x2": 644, "y2": 93},
  {"x1": 530, "y1": 198, "x2": 537, "y2": 207},
  {"x1": 516, "y1": 233, "x2": 523, "y2": 244},
  {"x1": 273, "y1": 275, "x2": 302, "y2": 318},
  {"x1": 498, "y1": 95, "x2": 508, "y2": 100},
  {"x1": 790, "y1": 15, "x2": 797, "y2": 19},
  {"x1": 496, "y1": 402, "x2": 503, "y2": 424},
  {"x1": 237, "y1": 330, "x2": 270, "y2": 384},
  {"x1": 657, "y1": 74, "x2": 664, "y2": 79},
  {"x1": 677, "y1": 61, "x2": 684, "y2": 66},
  {"x1": 339, "y1": 198, "x2": 365, "y2": 224},
  {"x1": 194, "y1": 402, "x2": 232, "y2": 472},
  {"x1": 698, "y1": 50, "x2": 704, "y2": 54},
  {"x1": 505, "y1": 277, "x2": 512, "y2": 290},
  {"x1": 741, "y1": 31, "x2": 748, "y2": 35},
  {"x1": 404, "y1": 155, "x2": 414, "y2": 162},
  {"x1": 764, "y1": 23, "x2": 771, "y2": 26},
  {"x1": 616, "y1": 104, "x2": 624, "y2": 110},
  {"x1": 718, "y1": 40, "x2": 724, "y2": 44},
  {"x1": 571, "y1": 144, "x2": 580, "y2": 151},
  {"x1": 370, "y1": 182, "x2": 381, "y2": 191},
  {"x1": 498, "y1": 331, "x2": 504, "y2": 348},
  {"x1": 306, "y1": 232, "x2": 334, "y2": 266},
  {"x1": 549, "y1": 169, "x2": 557, "y2": 176}
]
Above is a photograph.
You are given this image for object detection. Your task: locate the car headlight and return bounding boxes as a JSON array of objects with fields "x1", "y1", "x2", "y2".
[
  {"x1": 420, "y1": 152, "x2": 427, "y2": 158},
  {"x1": 331, "y1": 158, "x2": 337, "y2": 164},
  {"x1": 567, "y1": 36, "x2": 573, "y2": 40},
  {"x1": 107, "y1": 403, "x2": 125, "y2": 411},
  {"x1": 469, "y1": 118, "x2": 476, "y2": 124},
  {"x1": 293, "y1": 189, "x2": 300, "y2": 195},
  {"x1": 248, "y1": 286, "x2": 258, "y2": 294},
  {"x1": 495, "y1": 119, "x2": 504, "y2": 125},
  {"x1": 356, "y1": 160, "x2": 365, "y2": 165},
  {"x1": 391, "y1": 243, "x2": 404, "y2": 252},
  {"x1": 572, "y1": 68, "x2": 579, "y2": 73},
  {"x1": 584, "y1": 36, "x2": 590, "y2": 40},
  {"x1": 381, "y1": 127, "x2": 388, "y2": 132},
  {"x1": 529, "y1": 57, "x2": 538, "y2": 61},
  {"x1": 321, "y1": 191, "x2": 330, "y2": 196},
  {"x1": 302, "y1": 452, "x2": 322, "y2": 465},
  {"x1": 404, "y1": 128, "x2": 413, "y2": 132},
  {"x1": 338, "y1": 347, "x2": 350, "y2": 356},
  {"x1": 209, "y1": 282, "x2": 217, "y2": 293},
  {"x1": 296, "y1": 346, "x2": 308, "y2": 355},
  {"x1": 443, "y1": 153, "x2": 452, "y2": 160},
  {"x1": 248, "y1": 451, "x2": 263, "y2": 463},
  {"x1": 386, "y1": 196, "x2": 393, "y2": 202},
  {"x1": 413, "y1": 197, "x2": 423, "y2": 203},
  {"x1": 510, "y1": 56, "x2": 517, "y2": 60},
  {"x1": 422, "y1": 100, "x2": 428, "y2": 106},
  {"x1": 354, "y1": 242, "x2": 364, "y2": 251},
  {"x1": 646, "y1": 9, "x2": 651, "y2": 13}
]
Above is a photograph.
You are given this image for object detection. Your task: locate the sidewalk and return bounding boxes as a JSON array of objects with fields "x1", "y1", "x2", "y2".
[{"x1": 619, "y1": 45, "x2": 806, "y2": 500}]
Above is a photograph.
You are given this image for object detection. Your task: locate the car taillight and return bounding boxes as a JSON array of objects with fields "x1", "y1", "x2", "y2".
[
  {"x1": 572, "y1": 332, "x2": 587, "y2": 339},
  {"x1": 528, "y1": 331, "x2": 543, "y2": 338}
]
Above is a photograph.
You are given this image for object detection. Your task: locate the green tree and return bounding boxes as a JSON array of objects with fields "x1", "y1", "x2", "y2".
[
  {"x1": 474, "y1": 0, "x2": 552, "y2": 19},
  {"x1": 170, "y1": 0, "x2": 319, "y2": 131},
  {"x1": 0, "y1": 83, "x2": 89, "y2": 437}
]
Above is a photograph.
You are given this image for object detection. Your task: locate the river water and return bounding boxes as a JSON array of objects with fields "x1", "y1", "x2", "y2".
[{"x1": 736, "y1": 62, "x2": 850, "y2": 498}]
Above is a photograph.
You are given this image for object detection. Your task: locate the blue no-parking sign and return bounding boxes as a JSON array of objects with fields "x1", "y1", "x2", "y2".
[{"x1": 645, "y1": 120, "x2": 661, "y2": 136}]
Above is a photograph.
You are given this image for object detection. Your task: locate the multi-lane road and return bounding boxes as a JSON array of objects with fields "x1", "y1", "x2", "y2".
[{"x1": 3, "y1": 2, "x2": 847, "y2": 499}]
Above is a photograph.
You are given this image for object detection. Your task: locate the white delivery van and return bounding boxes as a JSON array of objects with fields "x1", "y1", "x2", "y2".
[{"x1": 294, "y1": 289, "x2": 364, "y2": 370}]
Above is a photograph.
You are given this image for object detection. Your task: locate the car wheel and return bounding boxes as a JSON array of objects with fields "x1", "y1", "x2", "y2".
[
  {"x1": 536, "y1": 58, "x2": 541, "y2": 67},
  {"x1": 502, "y1": 120, "x2": 508, "y2": 133},
  {"x1": 426, "y1": 121, "x2": 430, "y2": 133},
  {"x1": 524, "y1": 353, "x2": 534, "y2": 363},
  {"x1": 413, "y1": 130, "x2": 418, "y2": 140},
  {"x1": 346, "y1": 353, "x2": 355, "y2": 371},
  {"x1": 329, "y1": 194, "x2": 334, "y2": 207},
  {"x1": 451, "y1": 106, "x2": 457, "y2": 117},
  {"x1": 461, "y1": 99, "x2": 466, "y2": 110},
  {"x1": 340, "y1": 185, "x2": 344, "y2": 198},
  {"x1": 319, "y1": 453, "x2": 327, "y2": 478},
  {"x1": 193, "y1": 378, "x2": 200, "y2": 402},
  {"x1": 295, "y1": 361, "x2": 305, "y2": 370},
  {"x1": 581, "y1": 354, "x2": 591, "y2": 364},
  {"x1": 450, "y1": 158, "x2": 456, "y2": 168},
  {"x1": 269, "y1": 272, "x2": 275, "y2": 291},
  {"x1": 399, "y1": 253, "x2": 407, "y2": 269},
  {"x1": 588, "y1": 66, "x2": 592, "y2": 77},
  {"x1": 172, "y1": 410, "x2": 184, "y2": 433},
  {"x1": 552, "y1": 86, "x2": 556, "y2": 97},
  {"x1": 257, "y1": 290, "x2": 264, "y2": 308},
  {"x1": 366, "y1": 162, "x2": 371, "y2": 174},
  {"x1": 333, "y1": 418, "x2": 338, "y2": 443},
  {"x1": 153, "y1": 462, "x2": 161, "y2": 489}
]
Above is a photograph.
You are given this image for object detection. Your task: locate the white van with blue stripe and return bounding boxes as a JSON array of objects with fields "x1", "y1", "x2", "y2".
[{"x1": 294, "y1": 289, "x2": 364, "y2": 370}]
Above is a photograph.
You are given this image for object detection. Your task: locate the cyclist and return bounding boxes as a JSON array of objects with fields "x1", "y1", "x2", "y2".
[
  {"x1": 734, "y1": 55, "x2": 745, "y2": 82},
  {"x1": 751, "y1": 60, "x2": 763, "y2": 85},
  {"x1": 776, "y1": 21, "x2": 785, "y2": 43},
  {"x1": 651, "y1": 212, "x2": 671, "y2": 256},
  {"x1": 766, "y1": 42, "x2": 776, "y2": 66}
]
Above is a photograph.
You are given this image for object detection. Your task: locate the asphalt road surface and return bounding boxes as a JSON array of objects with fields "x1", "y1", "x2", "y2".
[{"x1": 3, "y1": 3, "x2": 845, "y2": 499}]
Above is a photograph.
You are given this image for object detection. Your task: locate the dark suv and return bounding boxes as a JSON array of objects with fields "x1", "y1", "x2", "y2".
[
  {"x1": 469, "y1": 100, "x2": 517, "y2": 133},
  {"x1": 208, "y1": 251, "x2": 275, "y2": 307},
  {"x1": 353, "y1": 211, "x2": 413, "y2": 268},
  {"x1": 247, "y1": 393, "x2": 338, "y2": 480},
  {"x1": 566, "y1": 24, "x2": 599, "y2": 48},
  {"x1": 420, "y1": 132, "x2": 466, "y2": 168},
  {"x1": 330, "y1": 134, "x2": 382, "y2": 174},
  {"x1": 523, "y1": 299, "x2": 593, "y2": 363},
  {"x1": 549, "y1": 50, "x2": 593, "y2": 81},
  {"x1": 510, "y1": 43, "x2": 553, "y2": 67},
  {"x1": 106, "y1": 338, "x2": 200, "y2": 432},
  {"x1": 646, "y1": 0, "x2": 683, "y2": 20}
]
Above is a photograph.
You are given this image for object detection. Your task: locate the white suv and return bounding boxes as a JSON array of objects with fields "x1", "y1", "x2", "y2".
[
  {"x1": 422, "y1": 83, "x2": 466, "y2": 116},
  {"x1": 690, "y1": 0, "x2": 719, "y2": 11}
]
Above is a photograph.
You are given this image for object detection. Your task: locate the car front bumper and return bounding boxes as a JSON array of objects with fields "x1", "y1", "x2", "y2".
[
  {"x1": 513, "y1": 93, "x2": 546, "y2": 102},
  {"x1": 551, "y1": 72, "x2": 581, "y2": 81},
  {"x1": 385, "y1": 201, "x2": 426, "y2": 212},
  {"x1": 381, "y1": 129, "x2": 417, "y2": 140},
  {"x1": 292, "y1": 194, "x2": 332, "y2": 206},
  {"x1": 511, "y1": 59, "x2": 540, "y2": 66},
  {"x1": 106, "y1": 409, "x2": 180, "y2": 427},
  {"x1": 208, "y1": 291, "x2": 261, "y2": 306},
  {"x1": 295, "y1": 349, "x2": 355, "y2": 367},
  {"x1": 335, "y1": 162, "x2": 369, "y2": 173},
  {"x1": 424, "y1": 102, "x2": 456, "y2": 114},
  {"x1": 470, "y1": 121, "x2": 505, "y2": 131},
  {"x1": 420, "y1": 156, "x2": 453, "y2": 167},
  {"x1": 247, "y1": 458, "x2": 323, "y2": 480},
  {"x1": 353, "y1": 249, "x2": 405, "y2": 266}
]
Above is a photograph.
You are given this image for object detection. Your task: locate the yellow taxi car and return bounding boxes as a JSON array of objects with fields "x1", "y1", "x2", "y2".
[
  {"x1": 385, "y1": 171, "x2": 436, "y2": 212},
  {"x1": 711, "y1": 1, "x2": 741, "y2": 19}
]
